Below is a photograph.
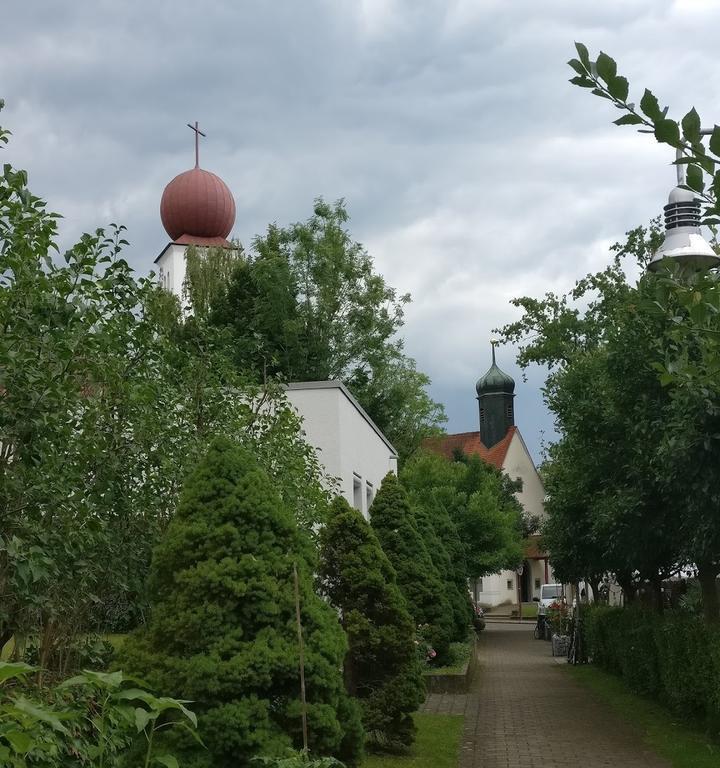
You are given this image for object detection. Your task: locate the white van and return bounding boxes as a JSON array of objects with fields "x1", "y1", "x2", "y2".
[{"x1": 538, "y1": 583, "x2": 564, "y2": 614}]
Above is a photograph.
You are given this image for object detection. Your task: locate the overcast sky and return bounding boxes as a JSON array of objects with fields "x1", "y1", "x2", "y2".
[{"x1": 4, "y1": 0, "x2": 720, "y2": 461}]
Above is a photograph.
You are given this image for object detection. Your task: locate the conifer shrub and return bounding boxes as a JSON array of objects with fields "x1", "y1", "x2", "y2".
[
  {"x1": 118, "y1": 437, "x2": 363, "y2": 767},
  {"x1": 369, "y1": 473, "x2": 454, "y2": 665},
  {"x1": 318, "y1": 497, "x2": 425, "y2": 751},
  {"x1": 412, "y1": 500, "x2": 473, "y2": 642}
]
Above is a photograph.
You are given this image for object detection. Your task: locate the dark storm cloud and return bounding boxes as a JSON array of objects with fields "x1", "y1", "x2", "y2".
[{"x1": 4, "y1": 0, "x2": 720, "y2": 459}]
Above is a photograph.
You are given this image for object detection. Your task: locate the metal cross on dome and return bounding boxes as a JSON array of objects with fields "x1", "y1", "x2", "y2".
[{"x1": 186, "y1": 121, "x2": 206, "y2": 168}]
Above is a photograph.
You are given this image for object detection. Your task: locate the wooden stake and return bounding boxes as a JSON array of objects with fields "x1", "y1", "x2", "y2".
[{"x1": 293, "y1": 561, "x2": 309, "y2": 753}]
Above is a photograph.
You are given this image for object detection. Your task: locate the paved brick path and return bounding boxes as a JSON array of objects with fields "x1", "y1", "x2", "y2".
[{"x1": 423, "y1": 622, "x2": 669, "y2": 768}]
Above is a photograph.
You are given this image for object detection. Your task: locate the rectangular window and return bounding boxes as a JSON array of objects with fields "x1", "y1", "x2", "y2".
[
  {"x1": 477, "y1": 578, "x2": 483, "y2": 593},
  {"x1": 506, "y1": 403, "x2": 514, "y2": 420},
  {"x1": 353, "y1": 474, "x2": 362, "y2": 513},
  {"x1": 366, "y1": 482, "x2": 374, "y2": 514},
  {"x1": 480, "y1": 407, "x2": 485, "y2": 424},
  {"x1": 507, "y1": 579, "x2": 513, "y2": 591},
  {"x1": 535, "y1": 578, "x2": 541, "y2": 590}
]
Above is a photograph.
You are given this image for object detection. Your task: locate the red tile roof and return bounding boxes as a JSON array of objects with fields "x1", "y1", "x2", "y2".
[
  {"x1": 423, "y1": 426, "x2": 517, "y2": 470},
  {"x1": 523, "y1": 535, "x2": 548, "y2": 560}
]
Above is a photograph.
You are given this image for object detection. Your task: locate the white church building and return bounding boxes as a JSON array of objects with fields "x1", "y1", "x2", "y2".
[
  {"x1": 426, "y1": 346, "x2": 551, "y2": 609},
  {"x1": 153, "y1": 125, "x2": 398, "y2": 514}
]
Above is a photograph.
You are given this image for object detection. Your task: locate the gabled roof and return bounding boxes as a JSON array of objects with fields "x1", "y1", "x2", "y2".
[{"x1": 423, "y1": 426, "x2": 517, "y2": 470}]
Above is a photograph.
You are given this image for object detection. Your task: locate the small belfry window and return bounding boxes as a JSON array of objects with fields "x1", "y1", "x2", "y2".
[
  {"x1": 506, "y1": 403, "x2": 513, "y2": 420},
  {"x1": 480, "y1": 407, "x2": 485, "y2": 424}
]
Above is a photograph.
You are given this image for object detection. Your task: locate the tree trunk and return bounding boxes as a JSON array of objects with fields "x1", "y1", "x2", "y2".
[
  {"x1": 617, "y1": 572, "x2": 634, "y2": 604},
  {"x1": 649, "y1": 575, "x2": 664, "y2": 614},
  {"x1": 698, "y1": 561, "x2": 720, "y2": 623}
]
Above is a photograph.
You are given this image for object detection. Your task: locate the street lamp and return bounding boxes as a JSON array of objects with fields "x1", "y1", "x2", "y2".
[{"x1": 648, "y1": 131, "x2": 720, "y2": 271}]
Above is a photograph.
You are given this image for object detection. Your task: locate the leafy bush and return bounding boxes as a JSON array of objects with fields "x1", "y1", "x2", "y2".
[
  {"x1": 0, "y1": 661, "x2": 196, "y2": 767},
  {"x1": 252, "y1": 754, "x2": 345, "y2": 767},
  {"x1": 22, "y1": 633, "x2": 115, "y2": 674},
  {"x1": 370, "y1": 473, "x2": 453, "y2": 665},
  {"x1": 585, "y1": 606, "x2": 720, "y2": 731},
  {"x1": 318, "y1": 497, "x2": 425, "y2": 751},
  {"x1": 119, "y1": 438, "x2": 363, "y2": 767}
]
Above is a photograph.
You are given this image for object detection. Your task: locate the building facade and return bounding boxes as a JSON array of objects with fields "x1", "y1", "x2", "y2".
[
  {"x1": 286, "y1": 382, "x2": 398, "y2": 519},
  {"x1": 427, "y1": 345, "x2": 552, "y2": 609}
]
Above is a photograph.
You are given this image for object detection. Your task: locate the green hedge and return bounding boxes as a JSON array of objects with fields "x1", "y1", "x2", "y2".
[{"x1": 586, "y1": 606, "x2": 720, "y2": 733}]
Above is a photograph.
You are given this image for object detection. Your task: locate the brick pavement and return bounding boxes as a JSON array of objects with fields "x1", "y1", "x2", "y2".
[{"x1": 423, "y1": 622, "x2": 670, "y2": 768}]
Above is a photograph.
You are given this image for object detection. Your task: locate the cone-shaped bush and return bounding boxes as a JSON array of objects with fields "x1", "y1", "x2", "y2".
[
  {"x1": 413, "y1": 500, "x2": 473, "y2": 642},
  {"x1": 318, "y1": 496, "x2": 425, "y2": 750},
  {"x1": 369, "y1": 472, "x2": 453, "y2": 664},
  {"x1": 119, "y1": 437, "x2": 363, "y2": 767}
]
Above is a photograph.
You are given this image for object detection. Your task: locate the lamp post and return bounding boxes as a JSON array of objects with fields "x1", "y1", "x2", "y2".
[
  {"x1": 648, "y1": 131, "x2": 720, "y2": 271},
  {"x1": 516, "y1": 564, "x2": 524, "y2": 622}
]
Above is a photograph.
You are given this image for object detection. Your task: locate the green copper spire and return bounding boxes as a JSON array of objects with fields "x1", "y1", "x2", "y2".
[
  {"x1": 476, "y1": 341, "x2": 515, "y2": 448},
  {"x1": 476, "y1": 341, "x2": 515, "y2": 396}
]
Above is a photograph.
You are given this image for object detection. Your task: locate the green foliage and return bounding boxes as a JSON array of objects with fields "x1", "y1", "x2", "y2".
[
  {"x1": 119, "y1": 438, "x2": 362, "y2": 767},
  {"x1": 208, "y1": 198, "x2": 446, "y2": 460},
  {"x1": 252, "y1": 756, "x2": 345, "y2": 768},
  {"x1": 184, "y1": 243, "x2": 245, "y2": 319},
  {"x1": 401, "y1": 450, "x2": 525, "y2": 583},
  {"x1": 318, "y1": 497, "x2": 425, "y2": 751},
  {"x1": 369, "y1": 474, "x2": 453, "y2": 664},
  {"x1": 585, "y1": 607, "x2": 720, "y2": 733},
  {"x1": 0, "y1": 662, "x2": 196, "y2": 767},
  {"x1": 567, "y1": 43, "x2": 720, "y2": 224},
  {"x1": 498, "y1": 223, "x2": 697, "y2": 602},
  {"x1": 0, "y1": 100, "x2": 332, "y2": 665}
]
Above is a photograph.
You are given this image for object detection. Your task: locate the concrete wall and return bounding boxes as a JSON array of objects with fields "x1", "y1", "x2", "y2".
[{"x1": 286, "y1": 382, "x2": 398, "y2": 519}]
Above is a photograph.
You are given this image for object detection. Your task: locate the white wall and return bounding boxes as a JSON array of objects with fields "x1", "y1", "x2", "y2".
[
  {"x1": 473, "y1": 570, "x2": 518, "y2": 608},
  {"x1": 286, "y1": 382, "x2": 398, "y2": 519},
  {"x1": 156, "y1": 243, "x2": 187, "y2": 301},
  {"x1": 503, "y1": 430, "x2": 546, "y2": 520},
  {"x1": 285, "y1": 386, "x2": 343, "y2": 485}
]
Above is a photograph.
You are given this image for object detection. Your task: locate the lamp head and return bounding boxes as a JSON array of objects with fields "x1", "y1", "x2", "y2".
[{"x1": 648, "y1": 186, "x2": 719, "y2": 272}]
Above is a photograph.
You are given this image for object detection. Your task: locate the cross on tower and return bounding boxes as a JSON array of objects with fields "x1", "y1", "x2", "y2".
[{"x1": 186, "y1": 121, "x2": 206, "y2": 168}]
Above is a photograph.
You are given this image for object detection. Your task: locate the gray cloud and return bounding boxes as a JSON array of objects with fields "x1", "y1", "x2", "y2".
[{"x1": 4, "y1": 0, "x2": 720, "y2": 460}]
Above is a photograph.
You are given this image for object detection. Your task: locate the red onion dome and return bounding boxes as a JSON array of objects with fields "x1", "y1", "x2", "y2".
[{"x1": 160, "y1": 167, "x2": 236, "y2": 242}]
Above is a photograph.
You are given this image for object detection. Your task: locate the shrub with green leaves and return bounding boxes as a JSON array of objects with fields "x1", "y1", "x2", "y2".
[
  {"x1": 318, "y1": 497, "x2": 425, "y2": 750},
  {"x1": 369, "y1": 473, "x2": 453, "y2": 665},
  {"x1": 0, "y1": 662, "x2": 195, "y2": 767},
  {"x1": 119, "y1": 438, "x2": 363, "y2": 767},
  {"x1": 585, "y1": 606, "x2": 720, "y2": 732}
]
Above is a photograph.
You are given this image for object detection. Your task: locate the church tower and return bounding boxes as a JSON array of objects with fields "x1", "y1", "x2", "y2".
[
  {"x1": 476, "y1": 342, "x2": 515, "y2": 449},
  {"x1": 155, "y1": 122, "x2": 236, "y2": 302}
]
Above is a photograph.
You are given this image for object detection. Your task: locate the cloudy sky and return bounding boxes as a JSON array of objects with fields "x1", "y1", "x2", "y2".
[{"x1": 4, "y1": 0, "x2": 720, "y2": 460}]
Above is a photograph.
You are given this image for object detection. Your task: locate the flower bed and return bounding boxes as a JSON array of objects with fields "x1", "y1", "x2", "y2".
[{"x1": 424, "y1": 635, "x2": 477, "y2": 693}]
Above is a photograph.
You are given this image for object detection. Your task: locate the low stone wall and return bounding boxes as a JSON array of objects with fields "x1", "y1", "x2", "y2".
[{"x1": 424, "y1": 636, "x2": 478, "y2": 694}]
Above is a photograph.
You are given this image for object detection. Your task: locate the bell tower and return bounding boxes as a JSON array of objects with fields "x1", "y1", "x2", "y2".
[{"x1": 476, "y1": 341, "x2": 515, "y2": 449}]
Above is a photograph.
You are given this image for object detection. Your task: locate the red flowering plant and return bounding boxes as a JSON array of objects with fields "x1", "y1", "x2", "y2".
[{"x1": 547, "y1": 599, "x2": 570, "y2": 636}]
